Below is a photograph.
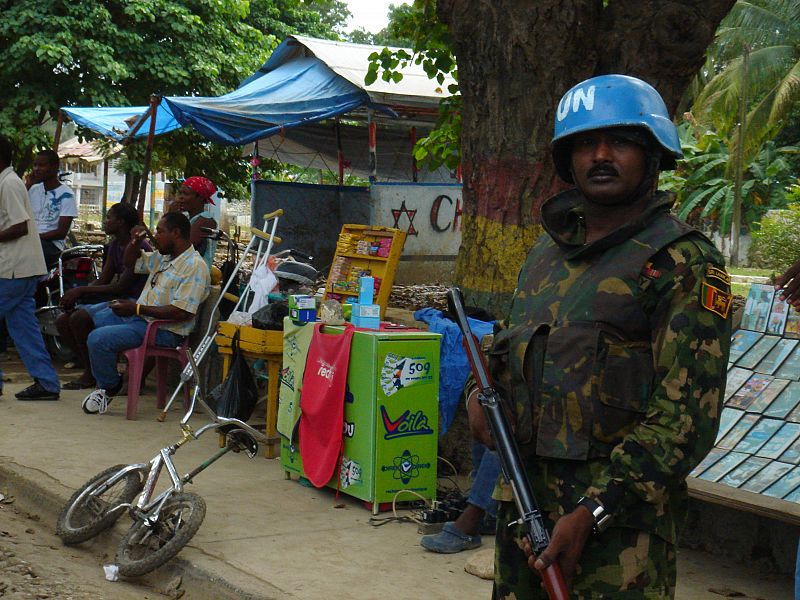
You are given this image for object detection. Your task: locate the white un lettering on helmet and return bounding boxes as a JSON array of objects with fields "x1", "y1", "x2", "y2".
[{"x1": 556, "y1": 85, "x2": 596, "y2": 122}]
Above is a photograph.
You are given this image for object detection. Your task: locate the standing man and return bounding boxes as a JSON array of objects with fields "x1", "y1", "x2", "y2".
[
  {"x1": 27, "y1": 149, "x2": 78, "y2": 268},
  {"x1": 81, "y1": 211, "x2": 209, "y2": 415},
  {"x1": 470, "y1": 75, "x2": 731, "y2": 598},
  {"x1": 0, "y1": 136, "x2": 60, "y2": 400},
  {"x1": 176, "y1": 176, "x2": 217, "y2": 270}
]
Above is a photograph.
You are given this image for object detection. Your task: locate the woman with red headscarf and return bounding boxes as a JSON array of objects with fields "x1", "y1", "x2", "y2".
[{"x1": 176, "y1": 176, "x2": 217, "y2": 269}]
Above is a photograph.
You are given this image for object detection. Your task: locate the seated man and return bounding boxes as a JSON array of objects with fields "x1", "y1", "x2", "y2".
[
  {"x1": 56, "y1": 202, "x2": 150, "y2": 390},
  {"x1": 176, "y1": 176, "x2": 217, "y2": 270},
  {"x1": 27, "y1": 149, "x2": 77, "y2": 268},
  {"x1": 81, "y1": 212, "x2": 210, "y2": 414}
]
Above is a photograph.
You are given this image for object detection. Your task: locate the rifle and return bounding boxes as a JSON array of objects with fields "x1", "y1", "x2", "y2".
[{"x1": 446, "y1": 287, "x2": 569, "y2": 600}]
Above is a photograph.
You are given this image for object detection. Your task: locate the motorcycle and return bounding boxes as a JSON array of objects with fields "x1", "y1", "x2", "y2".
[{"x1": 35, "y1": 244, "x2": 105, "y2": 361}]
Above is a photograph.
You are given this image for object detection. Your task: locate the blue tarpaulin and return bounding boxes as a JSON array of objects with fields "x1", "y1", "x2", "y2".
[
  {"x1": 62, "y1": 55, "x2": 390, "y2": 145},
  {"x1": 62, "y1": 101, "x2": 181, "y2": 141},
  {"x1": 413, "y1": 308, "x2": 496, "y2": 435}
]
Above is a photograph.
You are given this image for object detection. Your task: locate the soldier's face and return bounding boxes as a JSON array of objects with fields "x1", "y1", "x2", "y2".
[{"x1": 569, "y1": 130, "x2": 647, "y2": 205}]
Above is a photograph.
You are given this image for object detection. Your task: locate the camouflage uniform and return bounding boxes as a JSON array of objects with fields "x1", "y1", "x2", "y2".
[{"x1": 491, "y1": 188, "x2": 731, "y2": 599}]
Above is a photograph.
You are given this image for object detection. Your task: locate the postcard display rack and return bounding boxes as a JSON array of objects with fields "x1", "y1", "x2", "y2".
[
  {"x1": 323, "y1": 224, "x2": 406, "y2": 320},
  {"x1": 690, "y1": 284, "x2": 800, "y2": 504}
]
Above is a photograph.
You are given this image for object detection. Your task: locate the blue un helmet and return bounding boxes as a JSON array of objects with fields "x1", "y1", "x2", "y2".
[{"x1": 551, "y1": 74, "x2": 682, "y2": 183}]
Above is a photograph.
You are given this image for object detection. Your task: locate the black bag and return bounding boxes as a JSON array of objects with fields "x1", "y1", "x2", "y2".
[
  {"x1": 252, "y1": 300, "x2": 289, "y2": 330},
  {"x1": 209, "y1": 331, "x2": 258, "y2": 422}
]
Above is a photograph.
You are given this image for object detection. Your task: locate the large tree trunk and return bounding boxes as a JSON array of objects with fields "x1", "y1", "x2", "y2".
[{"x1": 438, "y1": 0, "x2": 736, "y2": 314}]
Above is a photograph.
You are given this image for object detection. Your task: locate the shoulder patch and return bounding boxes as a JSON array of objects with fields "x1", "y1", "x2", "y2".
[
  {"x1": 701, "y1": 282, "x2": 732, "y2": 318},
  {"x1": 705, "y1": 265, "x2": 731, "y2": 287}
]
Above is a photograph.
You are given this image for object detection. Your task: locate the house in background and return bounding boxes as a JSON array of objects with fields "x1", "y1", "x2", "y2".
[{"x1": 57, "y1": 137, "x2": 166, "y2": 220}]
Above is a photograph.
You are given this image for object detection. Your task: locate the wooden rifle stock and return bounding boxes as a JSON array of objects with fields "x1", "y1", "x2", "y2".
[{"x1": 446, "y1": 287, "x2": 570, "y2": 600}]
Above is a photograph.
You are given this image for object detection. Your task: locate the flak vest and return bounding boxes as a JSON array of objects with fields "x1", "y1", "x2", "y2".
[{"x1": 494, "y1": 209, "x2": 703, "y2": 461}]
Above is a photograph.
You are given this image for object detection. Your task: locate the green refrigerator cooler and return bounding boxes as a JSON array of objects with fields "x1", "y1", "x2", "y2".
[{"x1": 278, "y1": 320, "x2": 440, "y2": 513}]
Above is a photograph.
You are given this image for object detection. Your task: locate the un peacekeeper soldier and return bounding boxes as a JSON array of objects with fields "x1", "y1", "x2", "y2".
[{"x1": 466, "y1": 75, "x2": 732, "y2": 599}]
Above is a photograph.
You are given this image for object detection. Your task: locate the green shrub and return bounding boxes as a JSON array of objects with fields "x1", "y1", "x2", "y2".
[{"x1": 749, "y1": 202, "x2": 800, "y2": 270}]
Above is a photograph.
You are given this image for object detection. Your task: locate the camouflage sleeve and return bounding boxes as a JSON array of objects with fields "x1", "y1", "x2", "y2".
[{"x1": 589, "y1": 235, "x2": 732, "y2": 514}]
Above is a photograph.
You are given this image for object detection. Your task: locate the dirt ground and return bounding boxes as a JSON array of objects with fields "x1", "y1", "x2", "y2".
[{"x1": 0, "y1": 496, "x2": 174, "y2": 600}]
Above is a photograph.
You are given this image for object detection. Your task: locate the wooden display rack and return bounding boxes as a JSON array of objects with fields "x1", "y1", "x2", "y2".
[{"x1": 323, "y1": 224, "x2": 406, "y2": 319}]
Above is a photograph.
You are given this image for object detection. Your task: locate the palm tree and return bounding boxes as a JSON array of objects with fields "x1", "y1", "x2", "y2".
[{"x1": 693, "y1": 0, "x2": 800, "y2": 160}]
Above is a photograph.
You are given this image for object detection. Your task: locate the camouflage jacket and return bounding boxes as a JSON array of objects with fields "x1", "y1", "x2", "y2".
[{"x1": 492, "y1": 188, "x2": 731, "y2": 543}]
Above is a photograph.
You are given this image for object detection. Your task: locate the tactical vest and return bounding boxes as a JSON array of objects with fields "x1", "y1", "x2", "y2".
[{"x1": 493, "y1": 208, "x2": 701, "y2": 461}]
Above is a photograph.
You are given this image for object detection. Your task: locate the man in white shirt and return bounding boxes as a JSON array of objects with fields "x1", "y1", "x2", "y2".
[
  {"x1": 27, "y1": 149, "x2": 77, "y2": 268},
  {"x1": 0, "y1": 136, "x2": 60, "y2": 400}
]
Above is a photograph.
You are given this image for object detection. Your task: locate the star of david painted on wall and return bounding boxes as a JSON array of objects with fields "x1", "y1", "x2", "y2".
[{"x1": 391, "y1": 200, "x2": 418, "y2": 236}]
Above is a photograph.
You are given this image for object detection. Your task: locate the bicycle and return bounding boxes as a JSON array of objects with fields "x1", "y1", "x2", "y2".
[{"x1": 55, "y1": 349, "x2": 269, "y2": 577}]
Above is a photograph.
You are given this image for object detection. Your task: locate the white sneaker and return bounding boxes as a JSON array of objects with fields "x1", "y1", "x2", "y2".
[{"x1": 82, "y1": 389, "x2": 112, "y2": 414}]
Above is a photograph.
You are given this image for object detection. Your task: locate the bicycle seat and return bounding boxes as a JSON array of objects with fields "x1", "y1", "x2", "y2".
[{"x1": 225, "y1": 429, "x2": 259, "y2": 458}]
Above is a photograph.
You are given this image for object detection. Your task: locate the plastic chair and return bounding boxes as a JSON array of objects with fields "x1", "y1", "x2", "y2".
[{"x1": 123, "y1": 320, "x2": 190, "y2": 420}]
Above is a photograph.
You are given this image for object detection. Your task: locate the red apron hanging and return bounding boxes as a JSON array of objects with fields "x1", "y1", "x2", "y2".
[{"x1": 299, "y1": 323, "x2": 355, "y2": 487}]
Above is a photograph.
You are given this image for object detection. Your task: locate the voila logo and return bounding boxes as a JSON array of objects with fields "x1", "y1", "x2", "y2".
[{"x1": 380, "y1": 405, "x2": 433, "y2": 440}]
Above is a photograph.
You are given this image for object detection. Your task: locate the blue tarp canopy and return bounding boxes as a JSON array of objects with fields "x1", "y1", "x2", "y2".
[
  {"x1": 62, "y1": 101, "x2": 181, "y2": 141},
  {"x1": 62, "y1": 55, "x2": 388, "y2": 145}
]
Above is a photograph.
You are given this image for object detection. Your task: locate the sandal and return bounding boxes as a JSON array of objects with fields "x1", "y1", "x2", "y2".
[{"x1": 63, "y1": 380, "x2": 96, "y2": 390}]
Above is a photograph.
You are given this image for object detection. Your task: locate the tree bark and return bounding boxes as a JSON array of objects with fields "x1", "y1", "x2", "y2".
[{"x1": 438, "y1": 0, "x2": 736, "y2": 313}]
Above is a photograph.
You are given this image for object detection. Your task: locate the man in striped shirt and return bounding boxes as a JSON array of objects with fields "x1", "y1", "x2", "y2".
[{"x1": 81, "y1": 212, "x2": 209, "y2": 415}]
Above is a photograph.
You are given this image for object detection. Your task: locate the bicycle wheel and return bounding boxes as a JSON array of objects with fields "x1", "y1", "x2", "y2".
[
  {"x1": 116, "y1": 492, "x2": 206, "y2": 577},
  {"x1": 56, "y1": 464, "x2": 143, "y2": 545}
]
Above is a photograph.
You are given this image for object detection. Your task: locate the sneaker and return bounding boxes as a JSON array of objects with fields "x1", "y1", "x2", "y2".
[
  {"x1": 15, "y1": 382, "x2": 59, "y2": 401},
  {"x1": 82, "y1": 389, "x2": 113, "y2": 414},
  {"x1": 420, "y1": 522, "x2": 481, "y2": 554}
]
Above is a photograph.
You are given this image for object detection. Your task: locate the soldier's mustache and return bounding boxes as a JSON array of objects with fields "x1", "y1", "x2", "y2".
[{"x1": 587, "y1": 165, "x2": 619, "y2": 178}]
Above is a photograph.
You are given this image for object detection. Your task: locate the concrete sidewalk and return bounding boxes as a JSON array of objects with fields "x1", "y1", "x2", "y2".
[{"x1": 0, "y1": 357, "x2": 793, "y2": 599}]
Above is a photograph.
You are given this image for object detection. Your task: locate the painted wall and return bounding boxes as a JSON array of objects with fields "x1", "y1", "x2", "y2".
[{"x1": 370, "y1": 183, "x2": 463, "y2": 284}]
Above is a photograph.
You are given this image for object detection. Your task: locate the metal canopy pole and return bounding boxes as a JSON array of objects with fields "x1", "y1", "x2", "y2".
[
  {"x1": 410, "y1": 126, "x2": 418, "y2": 183},
  {"x1": 101, "y1": 159, "x2": 109, "y2": 222},
  {"x1": 335, "y1": 117, "x2": 344, "y2": 186},
  {"x1": 368, "y1": 109, "x2": 377, "y2": 183}
]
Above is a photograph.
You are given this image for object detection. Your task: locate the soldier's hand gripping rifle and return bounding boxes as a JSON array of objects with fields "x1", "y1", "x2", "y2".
[{"x1": 447, "y1": 287, "x2": 569, "y2": 600}]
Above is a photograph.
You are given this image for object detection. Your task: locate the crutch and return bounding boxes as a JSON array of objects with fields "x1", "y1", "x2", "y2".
[{"x1": 156, "y1": 209, "x2": 283, "y2": 421}]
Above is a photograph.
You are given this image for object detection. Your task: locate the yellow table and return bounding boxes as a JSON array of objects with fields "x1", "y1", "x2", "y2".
[{"x1": 216, "y1": 322, "x2": 283, "y2": 458}]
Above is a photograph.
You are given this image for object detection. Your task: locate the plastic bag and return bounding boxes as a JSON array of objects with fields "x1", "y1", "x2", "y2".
[
  {"x1": 211, "y1": 331, "x2": 258, "y2": 423},
  {"x1": 226, "y1": 311, "x2": 252, "y2": 326},
  {"x1": 252, "y1": 300, "x2": 289, "y2": 330},
  {"x1": 248, "y1": 256, "x2": 278, "y2": 314}
]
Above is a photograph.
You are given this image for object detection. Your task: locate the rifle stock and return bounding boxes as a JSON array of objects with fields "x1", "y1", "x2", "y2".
[{"x1": 447, "y1": 287, "x2": 569, "y2": 600}]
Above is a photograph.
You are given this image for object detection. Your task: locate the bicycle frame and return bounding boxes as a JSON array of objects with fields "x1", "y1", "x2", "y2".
[{"x1": 82, "y1": 344, "x2": 270, "y2": 526}]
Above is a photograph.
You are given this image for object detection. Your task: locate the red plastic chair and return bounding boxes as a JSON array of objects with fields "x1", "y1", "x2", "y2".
[{"x1": 123, "y1": 320, "x2": 191, "y2": 420}]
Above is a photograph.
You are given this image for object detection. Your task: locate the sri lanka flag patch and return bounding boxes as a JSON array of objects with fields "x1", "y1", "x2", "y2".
[{"x1": 701, "y1": 281, "x2": 732, "y2": 318}]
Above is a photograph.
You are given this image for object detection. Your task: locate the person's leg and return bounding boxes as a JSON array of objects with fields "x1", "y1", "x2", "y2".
[
  {"x1": 0, "y1": 277, "x2": 60, "y2": 394},
  {"x1": 450, "y1": 447, "x2": 501, "y2": 535},
  {"x1": 0, "y1": 317, "x2": 8, "y2": 354},
  {"x1": 55, "y1": 311, "x2": 79, "y2": 358},
  {"x1": 65, "y1": 309, "x2": 97, "y2": 386},
  {"x1": 468, "y1": 448, "x2": 501, "y2": 520},
  {"x1": 87, "y1": 319, "x2": 148, "y2": 391},
  {"x1": 420, "y1": 445, "x2": 502, "y2": 553}
]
